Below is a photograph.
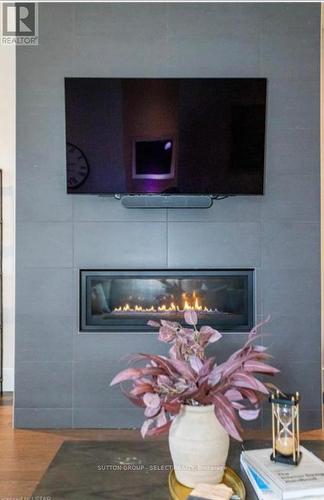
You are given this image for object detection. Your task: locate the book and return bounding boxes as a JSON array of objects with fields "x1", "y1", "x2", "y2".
[
  {"x1": 240, "y1": 455, "x2": 275, "y2": 499},
  {"x1": 241, "y1": 446, "x2": 324, "y2": 499},
  {"x1": 240, "y1": 455, "x2": 278, "y2": 499}
]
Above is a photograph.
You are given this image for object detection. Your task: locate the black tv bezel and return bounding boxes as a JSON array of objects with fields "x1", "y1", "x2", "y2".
[{"x1": 64, "y1": 77, "x2": 267, "y2": 197}]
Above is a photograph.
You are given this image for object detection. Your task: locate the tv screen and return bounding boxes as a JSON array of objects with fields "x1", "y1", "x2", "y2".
[{"x1": 65, "y1": 78, "x2": 266, "y2": 195}]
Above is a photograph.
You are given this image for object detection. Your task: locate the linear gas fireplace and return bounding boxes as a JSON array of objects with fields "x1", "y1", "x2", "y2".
[{"x1": 79, "y1": 269, "x2": 254, "y2": 333}]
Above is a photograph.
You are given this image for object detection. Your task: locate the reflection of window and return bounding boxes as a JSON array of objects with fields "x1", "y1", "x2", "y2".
[{"x1": 132, "y1": 137, "x2": 175, "y2": 179}]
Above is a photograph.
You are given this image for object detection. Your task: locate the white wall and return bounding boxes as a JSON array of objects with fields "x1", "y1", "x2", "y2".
[{"x1": 0, "y1": 43, "x2": 15, "y2": 391}]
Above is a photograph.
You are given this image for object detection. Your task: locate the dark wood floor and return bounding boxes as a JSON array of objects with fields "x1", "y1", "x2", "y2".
[{"x1": 0, "y1": 393, "x2": 321, "y2": 498}]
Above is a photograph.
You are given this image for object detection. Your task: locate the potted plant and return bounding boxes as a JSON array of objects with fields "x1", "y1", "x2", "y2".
[{"x1": 111, "y1": 311, "x2": 278, "y2": 487}]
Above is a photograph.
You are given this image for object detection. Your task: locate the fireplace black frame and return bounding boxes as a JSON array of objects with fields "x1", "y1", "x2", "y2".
[{"x1": 79, "y1": 269, "x2": 255, "y2": 333}]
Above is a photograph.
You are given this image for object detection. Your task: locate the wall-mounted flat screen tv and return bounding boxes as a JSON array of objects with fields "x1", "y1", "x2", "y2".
[{"x1": 64, "y1": 78, "x2": 267, "y2": 195}]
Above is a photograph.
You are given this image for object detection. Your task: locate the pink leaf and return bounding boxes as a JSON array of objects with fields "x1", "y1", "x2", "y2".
[
  {"x1": 143, "y1": 393, "x2": 161, "y2": 418},
  {"x1": 140, "y1": 418, "x2": 154, "y2": 438},
  {"x1": 246, "y1": 350, "x2": 273, "y2": 362},
  {"x1": 209, "y1": 331, "x2": 222, "y2": 343},
  {"x1": 144, "y1": 405, "x2": 161, "y2": 418},
  {"x1": 208, "y1": 365, "x2": 223, "y2": 385},
  {"x1": 146, "y1": 420, "x2": 172, "y2": 437},
  {"x1": 130, "y1": 384, "x2": 154, "y2": 396},
  {"x1": 244, "y1": 360, "x2": 279, "y2": 375},
  {"x1": 169, "y1": 359, "x2": 196, "y2": 381},
  {"x1": 189, "y1": 381, "x2": 210, "y2": 404},
  {"x1": 222, "y1": 358, "x2": 246, "y2": 379},
  {"x1": 198, "y1": 357, "x2": 216, "y2": 379},
  {"x1": 160, "y1": 319, "x2": 180, "y2": 329},
  {"x1": 189, "y1": 356, "x2": 203, "y2": 374},
  {"x1": 110, "y1": 368, "x2": 143, "y2": 385},
  {"x1": 241, "y1": 333, "x2": 264, "y2": 351},
  {"x1": 147, "y1": 320, "x2": 160, "y2": 328},
  {"x1": 200, "y1": 325, "x2": 222, "y2": 343},
  {"x1": 157, "y1": 375, "x2": 172, "y2": 387},
  {"x1": 248, "y1": 316, "x2": 271, "y2": 340},
  {"x1": 141, "y1": 367, "x2": 165, "y2": 377},
  {"x1": 230, "y1": 372, "x2": 269, "y2": 395},
  {"x1": 159, "y1": 326, "x2": 176, "y2": 343},
  {"x1": 136, "y1": 353, "x2": 176, "y2": 377},
  {"x1": 156, "y1": 407, "x2": 168, "y2": 427},
  {"x1": 134, "y1": 376, "x2": 152, "y2": 385},
  {"x1": 168, "y1": 344, "x2": 177, "y2": 360},
  {"x1": 232, "y1": 401, "x2": 245, "y2": 410},
  {"x1": 179, "y1": 384, "x2": 200, "y2": 398},
  {"x1": 143, "y1": 393, "x2": 160, "y2": 408},
  {"x1": 225, "y1": 389, "x2": 243, "y2": 402},
  {"x1": 213, "y1": 393, "x2": 242, "y2": 441},
  {"x1": 239, "y1": 388, "x2": 260, "y2": 405},
  {"x1": 239, "y1": 408, "x2": 260, "y2": 421},
  {"x1": 184, "y1": 310, "x2": 198, "y2": 326},
  {"x1": 121, "y1": 387, "x2": 145, "y2": 408},
  {"x1": 265, "y1": 382, "x2": 282, "y2": 394},
  {"x1": 163, "y1": 400, "x2": 181, "y2": 414},
  {"x1": 226, "y1": 347, "x2": 245, "y2": 363},
  {"x1": 124, "y1": 353, "x2": 173, "y2": 375}
]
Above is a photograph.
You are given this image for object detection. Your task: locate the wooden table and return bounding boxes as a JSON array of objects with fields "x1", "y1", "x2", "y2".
[{"x1": 32, "y1": 440, "x2": 324, "y2": 499}]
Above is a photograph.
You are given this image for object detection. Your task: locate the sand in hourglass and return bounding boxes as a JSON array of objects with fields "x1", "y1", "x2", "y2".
[{"x1": 276, "y1": 437, "x2": 297, "y2": 456}]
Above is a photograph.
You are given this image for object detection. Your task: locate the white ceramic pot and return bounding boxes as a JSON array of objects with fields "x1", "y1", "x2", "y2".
[{"x1": 168, "y1": 404, "x2": 230, "y2": 487}]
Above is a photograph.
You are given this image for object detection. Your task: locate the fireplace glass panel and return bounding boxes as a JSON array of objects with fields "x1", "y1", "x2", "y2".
[{"x1": 80, "y1": 270, "x2": 254, "y2": 332}]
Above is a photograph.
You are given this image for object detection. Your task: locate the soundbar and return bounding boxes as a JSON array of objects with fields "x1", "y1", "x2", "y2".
[{"x1": 120, "y1": 195, "x2": 213, "y2": 209}]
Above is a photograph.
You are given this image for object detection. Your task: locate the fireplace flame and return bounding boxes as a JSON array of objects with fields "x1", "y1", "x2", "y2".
[{"x1": 112, "y1": 294, "x2": 216, "y2": 314}]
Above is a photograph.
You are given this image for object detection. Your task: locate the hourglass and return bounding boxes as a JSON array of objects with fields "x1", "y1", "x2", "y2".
[{"x1": 270, "y1": 391, "x2": 301, "y2": 465}]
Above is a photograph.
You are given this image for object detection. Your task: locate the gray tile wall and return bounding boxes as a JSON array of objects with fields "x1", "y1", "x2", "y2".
[{"x1": 15, "y1": 3, "x2": 321, "y2": 430}]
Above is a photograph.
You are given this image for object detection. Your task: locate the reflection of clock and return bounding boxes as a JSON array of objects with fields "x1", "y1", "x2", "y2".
[{"x1": 66, "y1": 143, "x2": 89, "y2": 189}]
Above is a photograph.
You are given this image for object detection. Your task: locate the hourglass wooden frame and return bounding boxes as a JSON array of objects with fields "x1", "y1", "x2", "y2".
[{"x1": 270, "y1": 391, "x2": 301, "y2": 465}]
